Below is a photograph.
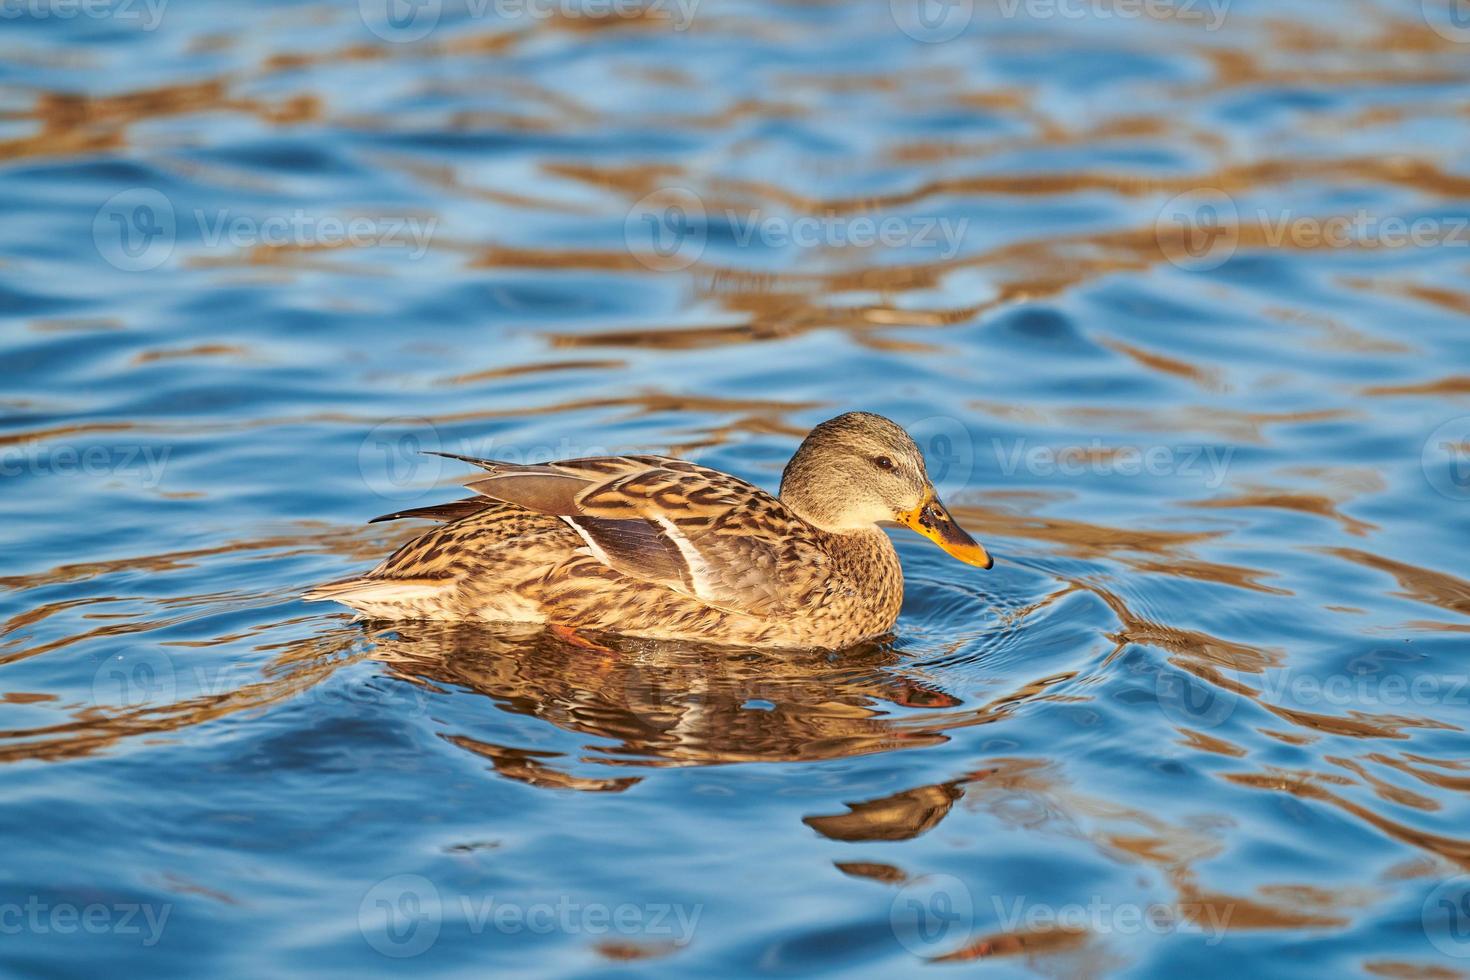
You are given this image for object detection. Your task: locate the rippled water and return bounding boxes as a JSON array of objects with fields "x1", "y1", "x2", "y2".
[{"x1": 3, "y1": 0, "x2": 1470, "y2": 975}]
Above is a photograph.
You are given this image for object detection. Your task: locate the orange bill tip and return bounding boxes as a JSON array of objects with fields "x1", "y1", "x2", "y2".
[{"x1": 898, "y1": 491, "x2": 993, "y2": 569}]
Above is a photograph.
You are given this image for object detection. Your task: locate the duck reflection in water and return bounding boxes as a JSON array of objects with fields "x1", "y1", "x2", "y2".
[{"x1": 365, "y1": 620, "x2": 983, "y2": 782}]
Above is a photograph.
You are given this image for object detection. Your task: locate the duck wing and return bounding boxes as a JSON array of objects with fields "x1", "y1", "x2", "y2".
[{"x1": 436, "y1": 452, "x2": 826, "y2": 616}]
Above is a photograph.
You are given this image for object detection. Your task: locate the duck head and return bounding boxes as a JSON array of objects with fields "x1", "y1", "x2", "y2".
[{"x1": 779, "y1": 411, "x2": 993, "y2": 569}]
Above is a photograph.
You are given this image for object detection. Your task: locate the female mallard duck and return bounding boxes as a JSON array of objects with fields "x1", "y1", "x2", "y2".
[{"x1": 305, "y1": 411, "x2": 991, "y2": 648}]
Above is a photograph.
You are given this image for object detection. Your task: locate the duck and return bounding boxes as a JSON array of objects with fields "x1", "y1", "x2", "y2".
[{"x1": 304, "y1": 411, "x2": 992, "y2": 648}]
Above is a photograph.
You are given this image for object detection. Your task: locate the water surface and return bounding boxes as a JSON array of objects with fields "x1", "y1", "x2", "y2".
[{"x1": 2, "y1": 0, "x2": 1470, "y2": 975}]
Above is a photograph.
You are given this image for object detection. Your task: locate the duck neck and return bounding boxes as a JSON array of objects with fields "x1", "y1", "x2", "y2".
[{"x1": 821, "y1": 525, "x2": 905, "y2": 630}]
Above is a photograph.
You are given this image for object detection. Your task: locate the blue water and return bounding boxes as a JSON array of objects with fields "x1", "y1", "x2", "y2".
[{"x1": 2, "y1": 0, "x2": 1470, "y2": 975}]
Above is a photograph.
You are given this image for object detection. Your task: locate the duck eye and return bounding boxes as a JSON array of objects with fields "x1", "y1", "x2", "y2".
[{"x1": 873, "y1": 455, "x2": 894, "y2": 471}]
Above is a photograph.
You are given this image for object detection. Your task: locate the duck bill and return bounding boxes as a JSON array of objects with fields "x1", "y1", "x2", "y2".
[{"x1": 898, "y1": 491, "x2": 993, "y2": 569}]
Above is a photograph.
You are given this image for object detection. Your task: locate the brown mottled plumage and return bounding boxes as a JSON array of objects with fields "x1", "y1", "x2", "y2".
[{"x1": 304, "y1": 412, "x2": 992, "y2": 649}]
